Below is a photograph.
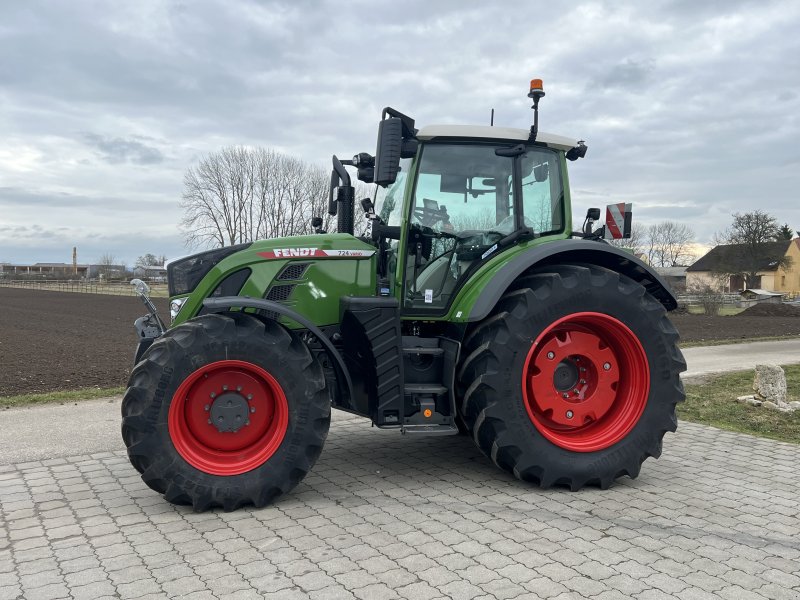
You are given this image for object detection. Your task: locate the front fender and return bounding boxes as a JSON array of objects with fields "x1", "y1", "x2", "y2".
[
  {"x1": 202, "y1": 297, "x2": 354, "y2": 410},
  {"x1": 466, "y1": 239, "x2": 677, "y2": 322}
]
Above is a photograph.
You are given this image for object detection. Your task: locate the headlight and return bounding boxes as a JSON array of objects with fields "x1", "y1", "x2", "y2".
[{"x1": 170, "y1": 297, "x2": 188, "y2": 322}]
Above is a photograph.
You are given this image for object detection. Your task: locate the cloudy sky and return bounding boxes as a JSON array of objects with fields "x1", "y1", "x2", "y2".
[{"x1": 1, "y1": 0, "x2": 798, "y2": 266}]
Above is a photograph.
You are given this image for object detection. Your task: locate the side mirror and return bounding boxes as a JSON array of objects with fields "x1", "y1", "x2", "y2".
[
  {"x1": 130, "y1": 278, "x2": 151, "y2": 297},
  {"x1": 374, "y1": 117, "x2": 403, "y2": 186},
  {"x1": 533, "y1": 163, "x2": 549, "y2": 182},
  {"x1": 586, "y1": 208, "x2": 601, "y2": 221},
  {"x1": 311, "y1": 216, "x2": 323, "y2": 228}
]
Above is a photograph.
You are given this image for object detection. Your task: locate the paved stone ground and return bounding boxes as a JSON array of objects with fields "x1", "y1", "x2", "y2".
[{"x1": 1, "y1": 412, "x2": 799, "y2": 600}]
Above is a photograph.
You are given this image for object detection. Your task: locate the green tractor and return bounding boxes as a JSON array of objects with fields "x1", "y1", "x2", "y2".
[{"x1": 124, "y1": 80, "x2": 685, "y2": 511}]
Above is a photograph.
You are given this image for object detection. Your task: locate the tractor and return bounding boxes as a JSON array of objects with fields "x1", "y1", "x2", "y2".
[{"x1": 124, "y1": 80, "x2": 685, "y2": 511}]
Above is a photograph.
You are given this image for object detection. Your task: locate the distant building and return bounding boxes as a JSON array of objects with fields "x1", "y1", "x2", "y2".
[
  {"x1": 0, "y1": 262, "x2": 89, "y2": 278},
  {"x1": 686, "y1": 240, "x2": 800, "y2": 295},
  {"x1": 86, "y1": 264, "x2": 127, "y2": 279},
  {"x1": 0, "y1": 262, "x2": 127, "y2": 280},
  {"x1": 739, "y1": 288, "x2": 783, "y2": 307},
  {"x1": 133, "y1": 265, "x2": 167, "y2": 281}
]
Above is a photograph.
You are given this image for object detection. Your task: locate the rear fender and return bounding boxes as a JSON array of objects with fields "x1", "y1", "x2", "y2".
[{"x1": 467, "y1": 239, "x2": 677, "y2": 322}]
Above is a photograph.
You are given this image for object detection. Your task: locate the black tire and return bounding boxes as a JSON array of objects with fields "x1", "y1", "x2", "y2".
[
  {"x1": 458, "y1": 264, "x2": 685, "y2": 490},
  {"x1": 121, "y1": 312, "x2": 330, "y2": 511}
]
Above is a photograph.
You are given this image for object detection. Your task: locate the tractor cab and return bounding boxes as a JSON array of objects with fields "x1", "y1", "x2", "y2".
[
  {"x1": 328, "y1": 80, "x2": 588, "y2": 320},
  {"x1": 373, "y1": 126, "x2": 575, "y2": 314}
]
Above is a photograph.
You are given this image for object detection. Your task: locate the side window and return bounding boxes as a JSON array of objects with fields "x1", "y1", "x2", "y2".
[{"x1": 520, "y1": 150, "x2": 563, "y2": 234}]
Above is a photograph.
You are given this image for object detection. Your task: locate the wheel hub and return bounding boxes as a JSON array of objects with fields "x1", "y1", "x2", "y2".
[
  {"x1": 209, "y1": 392, "x2": 250, "y2": 433},
  {"x1": 553, "y1": 359, "x2": 580, "y2": 392}
]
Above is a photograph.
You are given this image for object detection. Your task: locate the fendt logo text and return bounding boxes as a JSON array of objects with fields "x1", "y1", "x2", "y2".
[{"x1": 273, "y1": 248, "x2": 319, "y2": 258}]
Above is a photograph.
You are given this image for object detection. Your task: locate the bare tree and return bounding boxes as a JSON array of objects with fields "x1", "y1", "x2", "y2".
[
  {"x1": 606, "y1": 224, "x2": 646, "y2": 257},
  {"x1": 135, "y1": 253, "x2": 167, "y2": 267},
  {"x1": 96, "y1": 253, "x2": 119, "y2": 279},
  {"x1": 180, "y1": 147, "x2": 336, "y2": 248},
  {"x1": 645, "y1": 221, "x2": 695, "y2": 267},
  {"x1": 714, "y1": 210, "x2": 793, "y2": 288}
]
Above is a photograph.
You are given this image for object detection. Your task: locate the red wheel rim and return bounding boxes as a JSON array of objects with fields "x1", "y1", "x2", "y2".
[
  {"x1": 168, "y1": 360, "x2": 289, "y2": 475},
  {"x1": 522, "y1": 312, "x2": 649, "y2": 452}
]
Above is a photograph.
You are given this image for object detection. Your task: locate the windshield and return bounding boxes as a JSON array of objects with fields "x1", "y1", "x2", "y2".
[
  {"x1": 402, "y1": 142, "x2": 564, "y2": 312},
  {"x1": 412, "y1": 144, "x2": 513, "y2": 235}
]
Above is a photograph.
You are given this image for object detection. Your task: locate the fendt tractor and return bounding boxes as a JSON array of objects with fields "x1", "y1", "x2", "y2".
[{"x1": 124, "y1": 80, "x2": 686, "y2": 511}]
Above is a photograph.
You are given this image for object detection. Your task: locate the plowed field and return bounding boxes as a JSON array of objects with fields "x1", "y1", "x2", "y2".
[{"x1": 1, "y1": 287, "x2": 799, "y2": 397}]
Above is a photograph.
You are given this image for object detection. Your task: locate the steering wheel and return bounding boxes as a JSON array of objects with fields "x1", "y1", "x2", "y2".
[{"x1": 412, "y1": 207, "x2": 445, "y2": 228}]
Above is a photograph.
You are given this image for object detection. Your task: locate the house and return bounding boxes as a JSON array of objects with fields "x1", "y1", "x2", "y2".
[
  {"x1": 686, "y1": 239, "x2": 800, "y2": 295},
  {"x1": 133, "y1": 265, "x2": 167, "y2": 281}
]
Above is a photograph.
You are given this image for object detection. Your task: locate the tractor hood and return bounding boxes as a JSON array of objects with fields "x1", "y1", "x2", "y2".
[{"x1": 168, "y1": 233, "x2": 378, "y2": 328}]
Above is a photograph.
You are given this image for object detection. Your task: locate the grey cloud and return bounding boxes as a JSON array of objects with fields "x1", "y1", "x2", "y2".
[
  {"x1": 0, "y1": 0, "x2": 799, "y2": 263},
  {"x1": 80, "y1": 133, "x2": 164, "y2": 165},
  {"x1": 592, "y1": 58, "x2": 656, "y2": 92}
]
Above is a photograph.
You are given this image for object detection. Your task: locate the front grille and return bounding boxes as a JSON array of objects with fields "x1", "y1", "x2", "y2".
[
  {"x1": 265, "y1": 284, "x2": 295, "y2": 302},
  {"x1": 277, "y1": 263, "x2": 309, "y2": 281}
]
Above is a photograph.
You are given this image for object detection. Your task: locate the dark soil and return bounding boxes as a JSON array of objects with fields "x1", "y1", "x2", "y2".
[
  {"x1": 670, "y1": 312, "x2": 800, "y2": 343},
  {"x1": 736, "y1": 303, "x2": 800, "y2": 317},
  {"x1": 0, "y1": 288, "x2": 166, "y2": 397},
  {"x1": 1, "y1": 288, "x2": 799, "y2": 397}
]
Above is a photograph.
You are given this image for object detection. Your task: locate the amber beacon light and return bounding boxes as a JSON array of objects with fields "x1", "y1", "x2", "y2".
[
  {"x1": 527, "y1": 78, "x2": 545, "y2": 142},
  {"x1": 528, "y1": 78, "x2": 545, "y2": 98}
]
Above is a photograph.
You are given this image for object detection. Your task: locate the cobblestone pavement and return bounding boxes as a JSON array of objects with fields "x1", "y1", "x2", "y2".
[{"x1": 1, "y1": 412, "x2": 799, "y2": 600}]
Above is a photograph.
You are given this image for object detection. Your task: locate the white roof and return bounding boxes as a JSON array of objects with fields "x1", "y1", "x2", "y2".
[
  {"x1": 416, "y1": 125, "x2": 580, "y2": 151},
  {"x1": 741, "y1": 288, "x2": 783, "y2": 297}
]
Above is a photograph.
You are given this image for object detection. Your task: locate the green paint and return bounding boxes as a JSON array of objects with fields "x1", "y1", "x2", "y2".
[{"x1": 171, "y1": 234, "x2": 376, "y2": 328}]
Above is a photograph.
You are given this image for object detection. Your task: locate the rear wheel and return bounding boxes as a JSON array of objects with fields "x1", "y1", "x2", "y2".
[
  {"x1": 121, "y1": 313, "x2": 329, "y2": 511},
  {"x1": 458, "y1": 264, "x2": 685, "y2": 489}
]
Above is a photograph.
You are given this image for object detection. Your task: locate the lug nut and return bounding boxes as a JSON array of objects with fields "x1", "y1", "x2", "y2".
[
  {"x1": 237, "y1": 386, "x2": 242, "y2": 392},
  {"x1": 566, "y1": 410, "x2": 574, "y2": 419},
  {"x1": 222, "y1": 385, "x2": 228, "y2": 391},
  {"x1": 207, "y1": 419, "x2": 212, "y2": 424},
  {"x1": 547, "y1": 352, "x2": 555, "y2": 359},
  {"x1": 580, "y1": 379, "x2": 586, "y2": 384},
  {"x1": 245, "y1": 420, "x2": 250, "y2": 426},
  {"x1": 204, "y1": 404, "x2": 210, "y2": 411},
  {"x1": 562, "y1": 393, "x2": 569, "y2": 399},
  {"x1": 250, "y1": 407, "x2": 256, "y2": 413},
  {"x1": 210, "y1": 392, "x2": 216, "y2": 399},
  {"x1": 603, "y1": 362, "x2": 611, "y2": 371},
  {"x1": 247, "y1": 394, "x2": 253, "y2": 400}
]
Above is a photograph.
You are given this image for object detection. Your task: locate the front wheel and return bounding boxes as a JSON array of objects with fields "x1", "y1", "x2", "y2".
[
  {"x1": 121, "y1": 313, "x2": 330, "y2": 511},
  {"x1": 458, "y1": 264, "x2": 686, "y2": 490}
]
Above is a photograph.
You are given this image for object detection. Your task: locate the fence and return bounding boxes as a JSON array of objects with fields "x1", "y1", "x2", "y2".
[
  {"x1": 676, "y1": 293, "x2": 740, "y2": 307},
  {"x1": 0, "y1": 279, "x2": 168, "y2": 297}
]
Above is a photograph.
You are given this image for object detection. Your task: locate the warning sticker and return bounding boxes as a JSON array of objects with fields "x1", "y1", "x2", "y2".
[{"x1": 424, "y1": 289, "x2": 433, "y2": 303}]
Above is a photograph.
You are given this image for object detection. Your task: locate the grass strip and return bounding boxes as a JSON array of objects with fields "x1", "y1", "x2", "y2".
[
  {"x1": 1, "y1": 387, "x2": 125, "y2": 408},
  {"x1": 680, "y1": 365, "x2": 800, "y2": 444}
]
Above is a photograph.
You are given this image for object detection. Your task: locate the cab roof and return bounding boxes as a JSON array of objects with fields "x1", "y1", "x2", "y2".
[{"x1": 416, "y1": 125, "x2": 579, "y2": 152}]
